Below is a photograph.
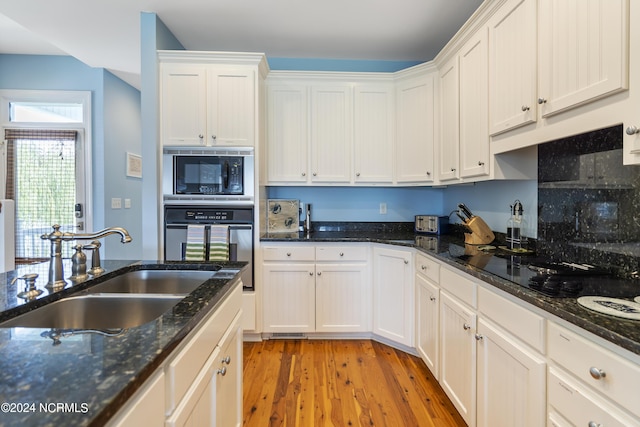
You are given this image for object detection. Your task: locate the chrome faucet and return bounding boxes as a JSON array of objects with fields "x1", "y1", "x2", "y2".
[{"x1": 41, "y1": 225, "x2": 132, "y2": 288}]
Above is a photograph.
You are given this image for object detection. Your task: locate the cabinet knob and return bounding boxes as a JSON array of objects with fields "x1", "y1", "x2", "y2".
[
  {"x1": 626, "y1": 125, "x2": 639, "y2": 135},
  {"x1": 198, "y1": 134, "x2": 204, "y2": 139},
  {"x1": 537, "y1": 97, "x2": 547, "y2": 104},
  {"x1": 301, "y1": 172, "x2": 306, "y2": 177},
  {"x1": 286, "y1": 252, "x2": 291, "y2": 257},
  {"x1": 404, "y1": 260, "x2": 409, "y2": 265},
  {"x1": 589, "y1": 367, "x2": 606, "y2": 380},
  {"x1": 317, "y1": 271, "x2": 322, "y2": 276},
  {"x1": 217, "y1": 366, "x2": 227, "y2": 376},
  {"x1": 313, "y1": 172, "x2": 317, "y2": 176},
  {"x1": 339, "y1": 252, "x2": 344, "y2": 257},
  {"x1": 463, "y1": 323, "x2": 471, "y2": 330},
  {"x1": 211, "y1": 135, "x2": 217, "y2": 141},
  {"x1": 426, "y1": 171, "x2": 431, "y2": 176},
  {"x1": 478, "y1": 161, "x2": 485, "y2": 166},
  {"x1": 309, "y1": 271, "x2": 314, "y2": 276},
  {"x1": 521, "y1": 105, "x2": 530, "y2": 111},
  {"x1": 421, "y1": 265, "x2": 427, "y2": 270},
  {"x1": 356, "y1": 172, "x2": 361, "y2": 177},
  {"x1": 221, "y1": 356, "x2": 231, "y2": 364},
  {"x1": 429, "y1": 296, "x2": 436, "y2": 302},
  {"x1": 450, "y1": 168, "x2": 456, "y2": 172},
  {"x1": 474, "y1": 334, "x2": 483, "y2": 341},
  {"x1": 588, "y1": 422, "x2": 603, "y2": 427}
]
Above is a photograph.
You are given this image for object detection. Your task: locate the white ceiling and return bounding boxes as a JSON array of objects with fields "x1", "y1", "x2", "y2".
[{"x1": 0, "y1": 0, "x2": 484, "y2": 89}]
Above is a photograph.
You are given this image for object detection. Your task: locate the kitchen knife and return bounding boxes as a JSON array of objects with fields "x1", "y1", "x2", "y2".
[
  {"x1": 456, "y1": 211, "x2": 468, "y2": 224},
  {"x1": 458, "y1": 203, "x2": 474, "y2": 219}
]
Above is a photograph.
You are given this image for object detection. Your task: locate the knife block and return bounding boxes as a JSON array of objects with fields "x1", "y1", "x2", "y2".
[{"x1": 464, "y1": 216, "x2": 495, "y2": 245}]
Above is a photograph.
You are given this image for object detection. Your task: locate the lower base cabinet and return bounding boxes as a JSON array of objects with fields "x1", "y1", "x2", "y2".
[{"x1": 476, "y1": 318, "x2": 546, "y2": 427}]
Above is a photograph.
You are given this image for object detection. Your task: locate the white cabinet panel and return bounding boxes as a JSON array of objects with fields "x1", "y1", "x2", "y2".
[
  {"x1": 538, "y1": 0, "x2": 628, "y2": 117},
  {"x1": 316, "y1": 263, "x2": 370, "y2": 332},
  {"x1": 354, "y1": 85, "x2": 394, "y2": 183},
  {"x1": 395, "y1": 73, "x2": 436, "y2": 183},
  {"x1": 415, "y1": 272, "x2": 439, "y2": 378},
  {"x1": 310, "y1": 85, "x2": 352, "y2": 183},
  {"x1": 488, "y1": 0, "x2": 537, "y2": 135},
  {"x1": 266, "y1": 85, "x2": 309, "y2": 182},
  {"x1": 208, "y1": 69, "x2": 255, "y2": 146},
  {"x1": 438, "y1": 56, "x2": 460, "y2": 182},
  {"x1": 476, "y1": 318, "x2": 546, "y2": 427},
  {"x1": 262, "y1": 263, "x2": 316, "y2": 332}
]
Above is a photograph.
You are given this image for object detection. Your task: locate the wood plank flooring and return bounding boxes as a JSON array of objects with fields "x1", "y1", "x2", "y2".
[{"x1": 243, "y1": 339, "x2": 466, "y2": 427}]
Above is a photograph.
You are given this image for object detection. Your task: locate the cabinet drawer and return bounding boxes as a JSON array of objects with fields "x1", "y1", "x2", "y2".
[
  {"x1": 439, "y1": 267, "x2": 477, "y2": 308},
  {"x1": 315, "y1": 245, "x2": 367, "y2": 262},
  {"x1": 548, "y1": 322, "x2": 640, "y2": 418},
  {"x1": 548, "y1": 367, "x2": 639, "y2": 426},
  {"x1": 262, "y1": 246, "x2": 315, "y2": 261},
  {"x1": 165, "y1": 283, "x2": 242, "y2": 414},
  {"x1": 415, "y1": 252, "x2": 439, "y2": 283},
  {"x1": 478, "y1": 286, "x2": 545, "y2": 353}
]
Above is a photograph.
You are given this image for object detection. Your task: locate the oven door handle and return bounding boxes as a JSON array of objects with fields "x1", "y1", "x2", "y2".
[{"x1": 223, "y1": 160, "x2": 230, "y2": 189}]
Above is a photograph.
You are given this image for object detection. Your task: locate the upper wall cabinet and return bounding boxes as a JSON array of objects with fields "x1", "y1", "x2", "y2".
[
  {"x1": 488, "y1": 0, "x2": 537, "y2": 136},
  {"x1": 438, "y1": 56, "x2": 460, "y2": 183},
  {"x1": 538, "y1": 0, "x2": 628, "y2": 118},
  {"x1": 158, "y1": 51, "x2": 268, "y2": 147},
  {"x1": 354, "y1": 84, "x2": 394, "y2": 184},
  {"x1": 395, "y1": 71, "x2": 436, "y2": 184}
]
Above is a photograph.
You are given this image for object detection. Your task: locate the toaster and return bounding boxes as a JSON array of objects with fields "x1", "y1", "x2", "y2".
[{"x1": 415, "y1": 215, "x2": 449, "y2": 235}]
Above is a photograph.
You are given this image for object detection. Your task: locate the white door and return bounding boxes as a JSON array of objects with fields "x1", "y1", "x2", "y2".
[
  {"x1": 416, "y1": 273, "x2": 439, "y2": 378},
  {"x1": 262, "y1": 263, "x2": 316, "y2": 332},
  {"x1": 1, "y1": 91, "x2": 90, "y2": 262},
  {"x1": 438, "y1": 57, "x2": 460, "y2": 182}
]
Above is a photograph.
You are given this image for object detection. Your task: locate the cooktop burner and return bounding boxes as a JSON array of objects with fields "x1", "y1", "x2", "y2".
[{"x1": 451, "y1": 244, "x2": 639, "y2": 298}]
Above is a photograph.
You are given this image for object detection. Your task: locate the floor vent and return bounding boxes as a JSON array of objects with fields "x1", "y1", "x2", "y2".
[{"x1": 270, "y1": 333, "x2": 307, "y2": 339}]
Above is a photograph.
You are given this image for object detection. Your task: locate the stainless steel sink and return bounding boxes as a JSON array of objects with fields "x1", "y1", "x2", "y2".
[
  {"x1": 0, "y1": 294, "x2": 184, "y2": 329},
  {"x1": 84, "y1": 269, "x2": 215, "y2": 295}
]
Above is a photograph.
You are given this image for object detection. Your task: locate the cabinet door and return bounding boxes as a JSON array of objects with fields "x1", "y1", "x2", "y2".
[
  {"x1": 538, "y1": 0, "x2": 628, "y2": 118},
  {"x1": 488, "y1": 0, "x2": 537, "y2": 135},
  {"x1": 354, "y1": 85, "x2": 394, "y2": 183},
  {"x1": 459, "y1": 28, "x2": 490, "y2": 179},
  {"x1": 395, "y1": 74, "x2": 436, "y2": 183},
  {"x1": 438, "y1": 57, "x2": 460, "y2": 182},
  {"x1": 266, "y1": 85, "x2": 309, "y2": 183},
  {"x1": 415, "y1": 273, "x2": 439, "y2": 378},
  {"x1": 208, "y1": 68, "x2": 255, "y2": 146},
  {"x1": 310, "y1": 85, "x2": 352, "y2": 183},
  {"x1": 476, "y1": 318, "x2": 546, "y2": 427},
  {"x1": 372, "y1": 246, "x2": 413, "y2": 346},
  {"x1": 439, "y1": 291, "x2": 476, "y2": 427},
  {"x1": 160, "y1": 64, "x2": 208, "y2": 146},
  {"x1": 262, "y1": 263, "x2": 315, "y2": 332},
  {"x1": 316, "y1": 263, "x2": 370, "y2": 332},
  {"x1": 215, "y1": 317, "x2": 242, "y2": 427}
]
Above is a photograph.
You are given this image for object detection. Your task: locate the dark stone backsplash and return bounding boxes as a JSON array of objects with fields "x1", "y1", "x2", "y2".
[{"x1": 536, "y1": 124, "x2": 640, "y2": 276}]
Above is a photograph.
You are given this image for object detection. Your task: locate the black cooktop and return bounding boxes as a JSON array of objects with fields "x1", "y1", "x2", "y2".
[{"x1": 450, "y1": 244, "x2": 639, "y2": 298}]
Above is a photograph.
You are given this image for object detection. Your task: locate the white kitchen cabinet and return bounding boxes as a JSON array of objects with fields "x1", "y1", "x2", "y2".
[
  {"x1": 415, "y1": 252, "x2": 440, "y2": 378},
  {"x1": 215, "y1": 315, "x2": 242, "y2": 427},
  {"x1": 458, "y1": 28, "x2": 489, "y2": 179},
  {"x1": 353, "y1": 84, "x2": 394, "y2": 184},
  {"x1": 538, "y1": 0, "x2": 628, "y2": 118},
  {"x1": 488, "y1": 0, "x2": 537, "y2": 135},
  {"x1": 395, "y1": 71, "x2": 436, "y2": 184},
  {"x1": 159, "y1": 53, "x2": 263, "y2": 147},
  {"x1": 262, "y1": 262, "x2": 316, "y2": 332},
  {"x1": 438, "y1": 56, "x2": 460, "y2": 182},
  {"x1": 266, "y1": 84, "x2": 309, "y2": 182},
  {"x1": 310, "y1": 85, "x2": 352, "y2": 183},
  {"x1": 439, "y1": 291, "x2": 477, "y2": 427},
  {"x1": 372, "y1": 245, "x2": 413, "y2": 347},
  {"x1": 476, "y1": 318, "x2": 546, "y2": 427},
  {"x1": 262, "y1": 244, "x2": 370, "y2": 334},
  {"x1": 106, "y1": 370, "x2": 165, "y2": 427}
]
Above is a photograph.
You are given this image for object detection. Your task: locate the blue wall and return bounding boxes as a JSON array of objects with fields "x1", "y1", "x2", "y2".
[{"x1": 0, "y1": 54, "x2": 143, "y2": 258}]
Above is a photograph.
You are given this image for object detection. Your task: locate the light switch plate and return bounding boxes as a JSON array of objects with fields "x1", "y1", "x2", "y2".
[{"x1": 111, "y1": 198, "x2": 122, "y2": 209}]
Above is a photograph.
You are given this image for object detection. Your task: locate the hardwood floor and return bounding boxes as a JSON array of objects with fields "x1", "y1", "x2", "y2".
[{"x1": 243, "y1": 339, "x2": 466, "y2": 427}]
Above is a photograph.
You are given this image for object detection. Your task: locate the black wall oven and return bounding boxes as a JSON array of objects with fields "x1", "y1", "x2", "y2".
[
  {"x1": 164, "y1": 206, "x2": 254, "y2": 290},
  {"x1": 162, "y1": 147, "x2": 254, "y2": 205}
]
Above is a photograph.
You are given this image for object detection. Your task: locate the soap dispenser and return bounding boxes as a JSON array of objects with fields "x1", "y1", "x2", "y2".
[{"x1": 506, "y1": 200, "x2": 525, "y2": 250}]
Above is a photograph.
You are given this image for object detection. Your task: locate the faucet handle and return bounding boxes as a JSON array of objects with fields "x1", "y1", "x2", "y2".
[
  {"x1": 83, "y1": 240, "x2": 104, "y2": 275},
  {"x1": 41, "y1": 224, "x2": 75, "y2": 241}
]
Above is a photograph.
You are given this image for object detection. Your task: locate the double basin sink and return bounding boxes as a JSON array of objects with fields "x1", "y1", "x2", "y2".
[{"x1": 0, "y1": 269, "x2": 219, "y2": 329}]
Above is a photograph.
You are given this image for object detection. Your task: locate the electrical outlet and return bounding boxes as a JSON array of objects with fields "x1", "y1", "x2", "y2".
[
  {"x1": 380, "y1": 202, "x2": 387, "y2": 214},
  {"x1": 111, "y1": 198, "x2": 122, "y2": 209}
]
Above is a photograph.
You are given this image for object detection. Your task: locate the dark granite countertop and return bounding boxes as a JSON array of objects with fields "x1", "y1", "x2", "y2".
[
  {"x1": 262, "y1": 226, "x2": 640, "y2": 358},
  {"x1": 0, "y1": 259, "x2": 247, "y2": 427}
]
